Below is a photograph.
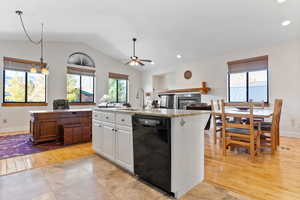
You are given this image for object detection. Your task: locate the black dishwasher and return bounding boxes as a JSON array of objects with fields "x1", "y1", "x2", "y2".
[{"x1": 132, "y1": 114, "x2": 172, "y2": 195}]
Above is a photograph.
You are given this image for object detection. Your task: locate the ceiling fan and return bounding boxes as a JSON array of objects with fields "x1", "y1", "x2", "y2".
[{"x1": 125, "y1": 38, "x2": 152, "y2": 66}]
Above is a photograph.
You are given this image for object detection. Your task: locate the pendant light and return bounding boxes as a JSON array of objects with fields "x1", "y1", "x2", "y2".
[
  {"x1": 15, "y1": 10, "x2": 49, "y2": 75},
  {"x1": 30, "y1": 65, "x2": 37, "y2": 73}
]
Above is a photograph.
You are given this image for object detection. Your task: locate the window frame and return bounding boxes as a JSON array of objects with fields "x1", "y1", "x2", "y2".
[
  {"x1": 67, "y1": 74, "x2": 95, "y2": 104},
  {"x1": 227, "y1": 69, "x2": 269, "y2": 104},
  {"x1": 108, "y1": 78, "x2": 129, "y2": 103},
  {"x1": 3, "y1": 70, "x2": 47, "y2": 104}
]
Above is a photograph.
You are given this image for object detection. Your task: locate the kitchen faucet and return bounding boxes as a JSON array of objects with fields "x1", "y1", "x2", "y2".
[{"x1": 136, "y1": 88, "x2": 146, "y2": 109}]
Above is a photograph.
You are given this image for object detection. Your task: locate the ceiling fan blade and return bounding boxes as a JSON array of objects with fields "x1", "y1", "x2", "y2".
[
  {"x1": 137, "y1": 60, "x2": 145, "y2": 66},
  {"x1": 140, "y1": 59, "x2": 152, "y2": 62},
  {"x1": 124, "y1": 60, "x2": 132, "y2": 65}
]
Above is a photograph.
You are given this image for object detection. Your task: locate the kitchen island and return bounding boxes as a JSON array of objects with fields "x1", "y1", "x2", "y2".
[{"x1": 92, "y1": 108, "x2": 210, "y2": 198}]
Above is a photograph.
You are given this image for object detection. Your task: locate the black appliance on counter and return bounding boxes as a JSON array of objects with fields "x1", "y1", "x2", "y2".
[
  {"x1": 53, "y1": 99, "x2": 69, "y2": 110},
  {"x1": 132, "y1": 115, "x2": 173, "y2": 196},
  {"x1": 176, "y1": 93, "x2": 201, "y2": 109},
  {"x1": 158, "y1": 94, "x2": 175, "y2": 109}
]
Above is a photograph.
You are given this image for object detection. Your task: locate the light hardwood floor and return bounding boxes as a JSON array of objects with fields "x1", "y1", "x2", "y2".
[
  {"x1": 0, "y1": 142, "x2": 94, "y2": 176},
  {"x1": 1, "y1": 132, "x2": 300, "y2": 200},
  {"x1": 205, "y1": 134, "x2": 300, "y2": 200}
]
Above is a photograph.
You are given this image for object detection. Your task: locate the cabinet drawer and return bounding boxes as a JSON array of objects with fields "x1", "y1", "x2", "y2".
[
  {"x1": 103, "y1": 112, "x2": 115, "y2": 123},
  {"x1": 116, "y1": 113, "x2": 132, "y2": 127},
  {"x1": 93, "y1": 111, "x2": 104, "y2": 121}
]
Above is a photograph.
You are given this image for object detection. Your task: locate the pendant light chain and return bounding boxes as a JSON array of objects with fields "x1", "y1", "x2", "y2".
[
  {"x1": 15, "y1": 10, "x2": 49, "y2": 75},
  {"x1": 16, "y1": 11, "x2": 42, "y2": 45}
]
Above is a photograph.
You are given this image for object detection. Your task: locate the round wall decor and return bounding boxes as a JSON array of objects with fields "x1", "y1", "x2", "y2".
[{"x1": 184, "y1": 70, "x2": 192, "y2": 79}]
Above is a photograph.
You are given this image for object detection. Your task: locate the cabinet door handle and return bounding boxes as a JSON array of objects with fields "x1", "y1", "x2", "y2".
[
  {"x1": 112, "y1": 128, "x2": 115, "y2": 131},
  {"x1": 121, "y1": 119, "x2": 125, "y2": 122},
  {"x1": 106, "y1": 117, "x2": 109, "y2": 119},
  {"x1": 97, "y1": 125, "x2": 102, "y2": 127}
]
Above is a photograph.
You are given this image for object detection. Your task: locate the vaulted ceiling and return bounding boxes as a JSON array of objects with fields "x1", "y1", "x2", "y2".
[{"x1": 0, "y1": 0, "x2": 299, "y2": 71}]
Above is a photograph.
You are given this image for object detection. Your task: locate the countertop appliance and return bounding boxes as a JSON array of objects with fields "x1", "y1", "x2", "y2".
[
  {"x1": 158, "y1": 94, "x2": 175, "y2": 109},
  {"x1": 53, "y1": 99, "x2": 69, "y2": 110},
  {"x1": 132, "y1": 115, "x2": 172, "y2": 195},
  {"x1": 176, "y1": 93, "x2": 201, "y2": 109}
]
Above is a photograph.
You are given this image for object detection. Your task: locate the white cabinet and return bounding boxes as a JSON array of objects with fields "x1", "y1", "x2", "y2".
[
  {"x1": 115, "y1": 125, "x2": 133, "y2": 171},
  {"x1": 102, "y1": 122, "x2": 116, "y2": 161},
  {"x1": 116, "y1": 113, "x2": 132, "y2": 126},
  {"x1": 92, "y1": 110, "x2": 133, "y2": 172},
  {"x1": 92, "y1": 120, "x2": 103, "y2": 152}
]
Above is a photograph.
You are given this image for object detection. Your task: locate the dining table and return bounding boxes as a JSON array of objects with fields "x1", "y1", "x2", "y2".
[{"x1": 214, "y1": 107, "x2": 273, "y2": 118}]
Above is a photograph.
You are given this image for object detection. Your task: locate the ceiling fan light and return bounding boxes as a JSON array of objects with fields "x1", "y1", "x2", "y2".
[{"x1": 129, "y1": 61, "x2": 135, "y2": 66}]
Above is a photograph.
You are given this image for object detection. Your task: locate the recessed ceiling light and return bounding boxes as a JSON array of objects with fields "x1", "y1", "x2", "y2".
[
  {"x1": 281, "y1": 20, "x2": 291, "y2": 26},
  {"x1": 277, "y1": 0, "x2": 287, "y2": 4},
  {"x1": 176, "y1": 54, "x2": 182, "y2": 59},
  {"x1": 151, "y1": 61, "x2": 155, "y2": 65}
]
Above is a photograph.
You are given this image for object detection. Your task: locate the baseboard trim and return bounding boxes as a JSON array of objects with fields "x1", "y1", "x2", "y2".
[
  {"x1": 281, "y1": 131, "x2": 300, "y2": 138},
  {"x1": 0, "y1": 127, "x2": 28, "y2": 134}
]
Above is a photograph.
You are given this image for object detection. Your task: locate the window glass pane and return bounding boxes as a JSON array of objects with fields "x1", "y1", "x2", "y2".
[
  {"x1": 67, "y1": 74, "x2": 80, "y2": 102},
  {"x1": 81, "y1": 75, "x2": 94, "y2": 102},
  {"x1": 27, "y1": 73, "x2": 46, "y2": 102},
  {"x1": 229, "y1": 72, "x2": 247, "y2": 102},
  {"x1": 249, "y1": 70, "x2": 268, "y2": 102},
  {"x1": 108, "y1": 78, "x2": 117, "y2": 102},
  {"x1": 4, "y1": 70, "x2": 26, "y2": 102},
  {"x1": 118, "y1": 80, "x2": 128, "y2": 103}
]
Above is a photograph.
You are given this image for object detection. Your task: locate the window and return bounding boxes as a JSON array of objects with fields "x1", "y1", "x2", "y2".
[
  {"x1": 228, "y1": 56, "x2": 269, "y2": 103},
  {"x1": 3, "y1": 57, "x2": 46, "y2": 104},
  {"x1": 67, "y1": 66, "x2": 95, "y2": 103},
  {"x1": 108, "y1": 73, "x2": 129, "y2": 103},
  {"x1": 67, "y1": 74, "x2": 94, "y2": 103}
]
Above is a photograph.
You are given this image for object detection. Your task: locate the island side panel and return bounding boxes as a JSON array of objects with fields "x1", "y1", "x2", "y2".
[{"x1": 171, "y1": 113, "x2": 209, "y2": 198}]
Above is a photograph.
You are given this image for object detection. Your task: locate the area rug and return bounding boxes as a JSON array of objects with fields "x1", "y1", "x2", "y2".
[{"x1": 0, "y1": 134, "x2": 64, "y2": 160}]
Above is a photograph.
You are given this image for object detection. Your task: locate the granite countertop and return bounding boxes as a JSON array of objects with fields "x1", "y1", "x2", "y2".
[
  {"x1": 30, "y1": 108, "x2": 93, "y2": 114},
  {"x1": 94, "y1": 107, "x2": 210, "y2": 118}
]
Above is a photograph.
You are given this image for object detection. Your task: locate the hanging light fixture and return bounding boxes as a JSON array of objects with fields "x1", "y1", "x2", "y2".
[
  {"x1": 15, "y1": 10, "x2": 49, "y2": 75},
  {"x1": 30, "y1": 64, "x2": 37, "y2": 73}
]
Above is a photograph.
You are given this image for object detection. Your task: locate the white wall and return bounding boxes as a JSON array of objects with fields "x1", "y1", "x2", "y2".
[
  {"x1": 0, "y1": 40, "x2": 142, "y2": 133},
  {"x1": 143, "y1": 40, "x2": 300, "y2": 138}
]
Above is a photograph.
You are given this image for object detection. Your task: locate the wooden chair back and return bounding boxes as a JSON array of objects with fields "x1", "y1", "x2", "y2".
[
  {"x1": 221, "y1": 101, "x2": 254, "y2": 131},
  {"x1": 211, "y1": 99, "x2": 222, "y2": 144},
  {"x1": 252, "y1": 101, "x2": 265, "y2": 109},
  {"x1": 272, "y1": 99, "x2": 283, "y2": 145},
  {"x1": 221, "y1": 100, "x2": 259, "y2": 161}
]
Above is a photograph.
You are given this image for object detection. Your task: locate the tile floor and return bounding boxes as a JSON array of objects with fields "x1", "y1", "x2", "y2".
[{"x1": 0, "y1": 155, "x2": 252, "y2": 200}]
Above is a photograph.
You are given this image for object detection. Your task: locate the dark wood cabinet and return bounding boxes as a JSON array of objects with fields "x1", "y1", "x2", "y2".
[{"x1": 30, "y1": 109, "x2": 92, "y2": 144}]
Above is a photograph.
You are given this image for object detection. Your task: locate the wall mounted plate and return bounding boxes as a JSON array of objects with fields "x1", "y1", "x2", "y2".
[{"x1": 184, "y1": 70, "x2": 192, "y2": 79}]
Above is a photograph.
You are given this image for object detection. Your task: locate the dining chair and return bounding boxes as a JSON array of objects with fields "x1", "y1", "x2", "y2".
[
  {"x1": 252, "y1": 101, "x2": 265, "y2": 122},
  {"x1": 221, "y1": 100, "x2": 261, "y2": 161},
  {"x1": 257, "y1": 99, "x2": 283, "y2": 153},
  {"x1": 211, "y1": 100, "x2": 222, "y2": 144}
]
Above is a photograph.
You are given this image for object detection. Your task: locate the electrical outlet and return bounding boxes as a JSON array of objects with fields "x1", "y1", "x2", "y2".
[{"x1": 3, "y1": 119, "x2": 7, "y2": 124}]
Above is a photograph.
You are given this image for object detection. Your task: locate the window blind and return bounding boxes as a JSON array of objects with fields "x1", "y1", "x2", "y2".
[
  {"x1": 3, "y1": 57, "x2": 45, "y2": 72},
  {"x1": 67, "y1": 66, "x2": 95, "y2": 76},
  {"x1": 108, "y1": 72, "x2": 128, "y2": 80},
  {"x1": 228, "y1": 55, "x2": 268, "y2": 73}
]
